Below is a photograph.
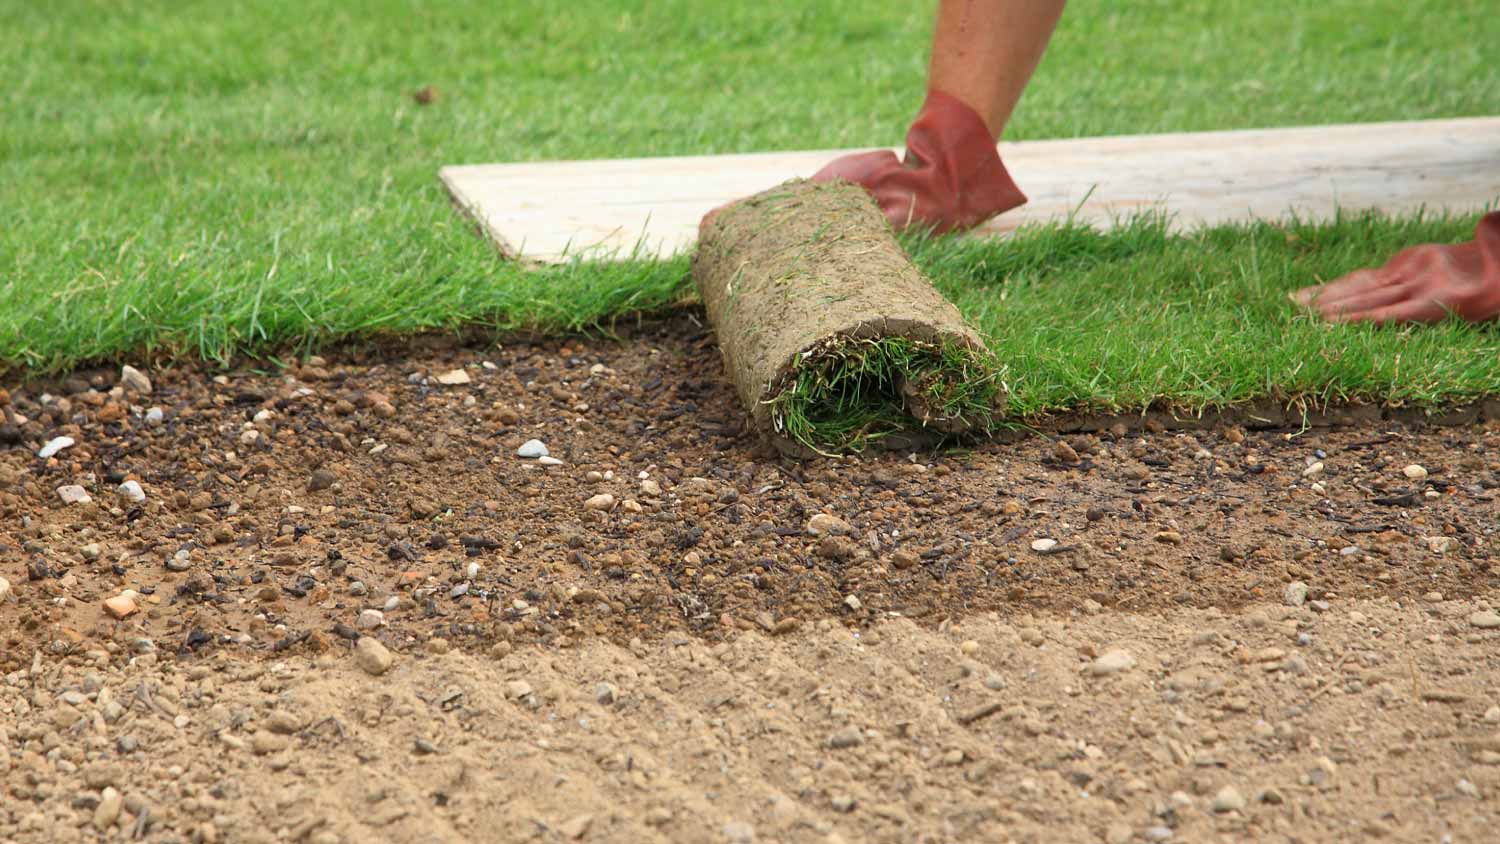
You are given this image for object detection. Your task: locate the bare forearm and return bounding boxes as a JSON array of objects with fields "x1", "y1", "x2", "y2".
[{"x1": 928, "y1": 0, "x2": 1066, "y2": 137}]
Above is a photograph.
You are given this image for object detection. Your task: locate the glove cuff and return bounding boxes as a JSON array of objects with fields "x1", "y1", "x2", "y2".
[{"x1": 905, "y1": 89, "x2": 1028, "y2": 227}]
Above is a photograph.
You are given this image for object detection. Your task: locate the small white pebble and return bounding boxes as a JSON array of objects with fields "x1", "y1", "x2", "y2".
[
  {"x1": 57, "y1": 485, "x2": 92, "y2": 505},
  {"x1": 516, "y1": 439, "x2": 549, "y2": 459},
  {"x1": 38, "y1": 436, "x2": 75, "y2": 459}
]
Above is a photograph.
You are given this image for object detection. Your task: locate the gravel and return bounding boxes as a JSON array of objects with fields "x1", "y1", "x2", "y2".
[
  {"x1": 1468, "y1": 610, "x2": 1500, "y2": 630},
  {"x1": 805, "y1": 513, "x2": 852, "y2": 536},
  {"x1": 354, "y1": 637, "x2": 394, "y2": 675},
  {"x1": 1212, "y1": 785, "x2": 1247, "y2": 812},
  {"x1": 57, "y1": 484, "x2": 92, "y2": 505},
  {"x1": 103, "y1": 594, "x2": 138, "y2": 619},
  {"x1": 120, "y1": 365, "x2": 153, "y2": 394},
  {"x1": 594, "y1": 682, "x2": 618, "y2": 705},
  {"x1": 1284, "y1": 581, "x2": 1309, "y2": 607},
  {"x1": 37, "y1": 435, "x2": 75, "y2": 459},
  {"x1": 828, "y1": 727, "x2": 863, "y2": 749},
  {"x1": 1090, "y1": 649, "x2": 1137, "y2": 675},
  {"x1": 516, "y1": 439, "x2": 549, "y2": 458}
]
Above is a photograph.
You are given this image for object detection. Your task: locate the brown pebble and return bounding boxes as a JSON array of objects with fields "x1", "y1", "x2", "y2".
[
  {"x1": 818, "y1": 535, "x2": 856, "y2": 561},
  {"x1": 251, "y1": 730, "x2": 290, "y2": 755},
  {"x1": 264, "y1": 711, "x2": 305, "y2": 735},
  {"x1": 104, "y1": 594, "x2": 137, "y2": 619}
]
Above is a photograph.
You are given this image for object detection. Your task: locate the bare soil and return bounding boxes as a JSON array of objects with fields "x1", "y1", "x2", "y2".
[{"x1": 2, "y1": 312, "x2": 1498, "y2": 843}]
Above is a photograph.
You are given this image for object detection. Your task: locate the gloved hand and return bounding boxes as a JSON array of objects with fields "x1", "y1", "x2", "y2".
[
  {"x1": 1292, "y1": 212, "x2": 1500, "y2": 324},
  {"x1": 812, "y1": 89, "x2": 1027, "y2": 234}
]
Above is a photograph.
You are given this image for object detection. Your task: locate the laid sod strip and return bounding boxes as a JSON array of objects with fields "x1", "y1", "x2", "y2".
[
  {"x1": 694, "y1": 180, "x2": 1004, "y2": 455},
  {"x1": 907, "y1": 211, "x2": 1500, "y2": 418}
]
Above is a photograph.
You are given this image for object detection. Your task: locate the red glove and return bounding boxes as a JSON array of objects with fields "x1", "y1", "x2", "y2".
[
  {"x1": 812, "y1": 89, "x2": 1027, "y2": 234},
  {"x1": 1292, "y1": 212, "x2": 1500, "y2": 324}
]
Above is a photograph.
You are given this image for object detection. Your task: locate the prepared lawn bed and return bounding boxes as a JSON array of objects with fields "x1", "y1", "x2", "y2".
[
  {"x1": 695, "y1": 180, "x2": 1005, "y2": 455},
  {"x1": 6, "y1": 319, "x2": 1500, "y2": 844},
  {"x1": 4, "y1": 312, "x2": 1498, "y2": 674}
]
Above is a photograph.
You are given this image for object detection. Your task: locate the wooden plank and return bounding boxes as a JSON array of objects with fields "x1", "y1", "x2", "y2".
[{"x1": 440, "y1": 117, "x2": 1500, "y2": 262}]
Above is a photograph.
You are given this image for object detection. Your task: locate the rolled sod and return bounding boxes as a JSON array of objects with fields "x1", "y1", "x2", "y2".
[{"x1": 693, "y1": 179, "x2": 1006, "y2": 455}]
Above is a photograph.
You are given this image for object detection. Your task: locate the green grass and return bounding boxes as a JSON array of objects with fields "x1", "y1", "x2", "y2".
[
  {"x1": 3, "y1": 0, "x2": 1499, "y2": 417},
  {"x1": 769, "y1": 336, "x2": 1007, "y2": 454},
  {"x1": 910, "y1": 212, "x2": 1500, "y2": 416}
]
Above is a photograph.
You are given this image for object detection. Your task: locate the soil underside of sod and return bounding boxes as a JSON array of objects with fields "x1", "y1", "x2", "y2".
[{"x1": 3, "y1": 312, "x2": 1500, "y2": 843}]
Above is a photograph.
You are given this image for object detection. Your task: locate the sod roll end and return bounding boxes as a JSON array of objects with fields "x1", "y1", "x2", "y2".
[{"x1": 693, "y1": 179, "x2": 1007, "y2": 455}]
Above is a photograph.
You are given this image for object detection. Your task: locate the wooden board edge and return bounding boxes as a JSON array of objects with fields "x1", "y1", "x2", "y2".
[{"x1": 438, "y1": 166, "x2": 525, "y2": 262}]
